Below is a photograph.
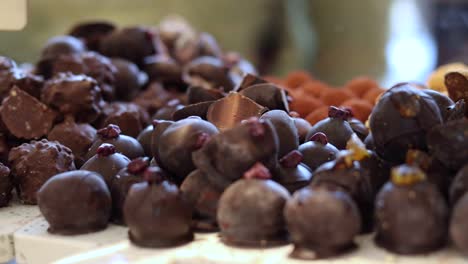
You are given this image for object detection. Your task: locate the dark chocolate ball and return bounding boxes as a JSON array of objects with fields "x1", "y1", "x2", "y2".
[
  {"x1": 136, "y1": 125, "x2": 153, "y2": 157},
  {"x1": 193, "y1": 118, "x2": 279, "y2": 190},
  {"x1": 421, "y1": 89, "x2": 454, "y2": 122},
  {"x1": 449, "y1": 164, "x2": 468, "y2": 206},
  {"x1": 217, "y1": 174, "x2": 290, "y2": 246},
  {"x1": 298, "y1": 132, "x2": 339, "y2": 172},
  {"x1": 274, "y1": 150, "x2": 312, "y2": 194},
  {"x1": 150, "y1": 120, "x2": 174, "y2": 159},
  {"x1": 292, "y1": 117, "x2": 312, "y2": 143},
  {"x1": 369, "y1": 84, "x2": 443, "y2": 162},
  {"x1": 99, "y1": 102, "x2": 150, "y2": 138},
  {"x1": 81, "y1": 143, "x2": 130, "y2": 186},
  {"x1": 143, "y1": 54, "x2": 183, "y2": 86},
  {"x1": 37, "y1": 170, "x2": 111, "y2": 235},
  {"x1": 9, "y1": 139, "x2": 76, "y2": 204},
  {"x1": 0, "y1": 163, "x2": 12, "y2": 207},
  {"x1": 123, "y1": 167, "x2": 193, "y2": 248},
  {"x1": 156, "y1": 118, "x2": 218, "y2": 184},
  {"x1": 374, "y1": 165, "x2": 448, "y2": 254},
  {"x1": 306, "y1": 107, "x2": 355, "y2": 150},
  {"x1": 260, "y1": 110, "x2": 299, "y2": 159},
  {"x1": 284, "y1": 185, "x2": 361, "y2": 259},
  {"x1": 40, "y1": 35, "x2": 85, "y2": 60},
  {"x1": 69, "y1": 21, "x2": 116, "y2": 51},
  {"x1": 111, "y1": 58, "x2": 147, "y2": 101},
  {"x1": 450, "y1": 193, "x2": 468, "y2": 254},
  {"x1": 348, "y1": 117, "x2": 369, "y2": 141}
]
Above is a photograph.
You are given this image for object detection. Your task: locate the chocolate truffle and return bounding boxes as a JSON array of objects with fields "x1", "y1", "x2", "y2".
[
  {"x1": 292, "y1": 117, "x2": 312, "y2": 143},
  {"x1": 421, "y1": 89, "x2": 454, "y2": 122},
  {"x1": 41, "y1": 73, "x2": 103, "y2": 123},
  {"x1": 69, "y1": 21, "x2": 116, "y2": 51},
  {"x1": 81, "y1": 143, "x2": 130, "y2": 185},
  {"x1": 100, "y1": 26, "x2": 158, "y2": 66},
  {"x1": 111, "y1": 58, "x2": 147, "y2": 101},
  {"x1": 260, "y1": 110, "x2": 299, "y2": 159},
  {"x1": 217, "y1": 163, "x2": 290, "y2": 246},
  {"x1": 449, "y1": 164, "x2": 468, "y2": 205},
  {"x1": 37, "y1": 170, "x2": 111, "y2": 235},
  {"x1": 182, "y1": 56, "x2": 234, "y2": 92},
  {"x1": 285, "y1": 185, "x2": 361, "y2": 259},
  {"x1": 374, "y1": 165, "x2": 448, "y2": 254},
  {"x1": 109, "y1": 157, "x2": 149, "y2": 224},
  {"x1": 274, "y1": 150, "x2": 312, "y2": 194},
  {"x1": 152, "y1": 99, "x2": 185, "y2": 120},
  {"x1": 143, "y1": 54, "x2": 183, "y2": 86},
  {"x1": 0, "y1": 163, "x2": 12, "y2": 207},
  {"x1": 132, "y1": 82, "x2": 178, "y2": 116},
  {"x1": 124, "y1": 167, "x2": 193, "y2": 247},
  {"x1": 40, "y1": 35, "x2": 85, "y2": 60},
  {"x1": 427, "y1": 118, "x2": 468, "y2": 171},
  {"x1": 136, "y1": 125, "x2": 153, "y2": 157},
  {"x1": 239, "y1": 83, "x2": 289, "y2": 111},
  {"x1": 99, "y1": 102, "x2": 149, "y2": 138},
  {"x1": 1, "y1": 87, "x2": 57, "y2": 139},
  {"x1": 369, "y1": 83, "x2": 443, "y2": 162},
  {"x1": 207, "y1": 92, "x2": 267, "y2": 132},
  {"x1": 0, "y1": 67, "x2": 44, "y2": 100},
  {"x1": 9, "y1": 139, "x2": 75, "y2": 204},
  {"x1": 180, "y1": 169, "x2": 223, "y2": 231},
  {"x1": 48, "y1": 117, "x2": 96, "y2": 167},
  {"x1": 348, "y1": 117, "x2": 369, "y2": 141},
  {"x1": 298, "y1": 132, "x2": 339, "y2": 171},
  {"x1": 450, "y1": 193, "x2": 468, "y2": 254},
  {"x1": 156, "y1": 117, "x2": 218, "y2": 184},
  {"x1": 193, "y1": 117, "x2": 279, "y2": 190},
  {"x1": 186, "y1": 85, "x2": 224, "y2": 104},
  {"x1": 150, "y1": 120, "x2": 174, "y2": 159},
  {"x1": 306, "y1": 106, "x2": 355, "y2": 150},
  {"x1": 85, "y1": 124, "x2": 144, "y2": 161}
]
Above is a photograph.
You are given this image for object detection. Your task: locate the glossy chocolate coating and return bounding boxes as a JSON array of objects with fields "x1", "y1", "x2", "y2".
[
  {"x1": 182, "y1": 56, "x2": 234, "y2": 92},
  {"x1": 292, "y1": 117, "x2": 312, "y2": 143},
  {"x1": 0, "y1": 163, "x2": 12, "y2": 207},
  {"x1": 42, "y1": 73, "x2": 103, "y2": 123},
  {"x1": 422, "y1": 89, "x2": 454, "y2": 122},
  {"x1": 274, "y1": 152, "x2": 313, "y2": 194},
  {"x1": 369, "y1": 84, "x2": 443, "y2": 162},
  {"x1": 450, "y1": 193, "x2": 468, "y2": 254},
  {"x1": 260, "y1": 110, "x2": 299, "y2": 159},
  {"x1": 124, "y1": 170, "x2": 193, "y2": 248},
  {"x1": 1, "y1": 87, "x2": 57, "y2": 139},
  {"x1": 427, "y1": 119, "x2": 468, "y2": 171},
  {"x1": 150, "y1": 120, "x2": 174, "y2": 159},
  {"x1": 186, "y1": 85, "x2": 224, "y2": 104},
  {"x1": 48, "y1": 117, "x2": 96, "y2": 167},
  {"x1": 239, "y1": 83, "x2": 289, "y2": 111},
  {"x1": 180, "y1": 169, "x2": 223, "y2": 231},
  {"x1": 37, "y1": 170, "x2": 111, "y2": 235},
  {"x1": 143, "y1": 54, "x2": 183, "y2": 86},
  {"x1": 348, "y1": 118, "x2": 369, "y2": 141},
  {"x1": 136, "y1": 125, "x2": 153, "y2": 157},
  {"x1": 69, "y1": 21, "x2": 116, "y2": 51},
  {"x1": 99, "y1": 102, "x2": 149, "y2": 138},
  {"x1": 172, "y1": 101, "x2": 213, "y2": 121},
  {"x1": 40, "y1": 35, "x2": 85, "y2": 60},
  {"x1": 285, "y1": 185, "x2": 361, "y2": 259},
  {"x1": 449, "y1": 165, "x2": 468, "y2": 205},
  {"x1": 111, "y1": 58, "x2": 147, "y2": 101},
  {"x1": 9, "y1": 139, "x2": 75, "y2": 204},
  {"x1": 152, "y1": 99, "x2": 185, "y2": 120},
  {"x1": 298, "y1": 134, "x2": 339, "y2": 172},
  {"x1": 193, "y1": 118, "x2": 279, "y2": 190},
  {"x1": 156, "y1": 118, "x2": 218, "y2": 184},
  {"x1": 217, "y1": 178, "x2": 290, "y2": 247}
]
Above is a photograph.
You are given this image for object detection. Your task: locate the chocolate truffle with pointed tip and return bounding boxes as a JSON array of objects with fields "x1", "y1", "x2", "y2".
[
  {"x1": 110, "y1": 157, "x2": 149, "y2": 224},
  {"x1": 37, "y1": 170, "x2": 111, "y2": 235},
  {"x1": 285, "y1": 185, "x2": 361, "y2": 259},
  {"x1": 274, "y1": 150, "x2": 312, "y2": 194},
  {"x1": 369, "y1": 83, "x2": 443, "y2": 162},
  {"x1": 124, "y1": 166, "x2": 193, "y2": 248},
  {"x1": 69, "y1": 21, "x2": 116, "y2": 51},
  {"x1": 217, "y1": 163, "x2": 290, "y2": 247},
  {"x1": 260, "y1": 110, "x2": 299, "y2": 158},
  {"x1": 99, "y1": 102, "x2": 150, "y2": 138},
  {"x1": 48, "y1": 116, "x2": 96, "y2": 167},
  {"x1": 450, "y1": 193, "x2": 468, "y2": 254},
  {"x1": 0, "y1": 163, "x2": 12, "y2": 207},
  {"x1": 298, "y1": 132, "x2": 339, "y2": 171},
  {"x1": 207, "y1": 92, "x2": 267, "y2": 132},
  {"x1": 86, "y1": 124, "x2": 144, "y2": 161},
  {"x1": 374, "y1": 165, "x2": 448, "y2": 254},
  {"x1": 182, "y1": 56, "x2": 234, "y2": 92},
  {"x1": 40, "y1": 35, "x2": 85, "y2": 60},
  {"x1": 427, "y1": 118, "x2": 468, "y2": 171},
  {"x1": 180, "y1": 169, "x2": 223, "y2": 231},
  {"x1": 1, "y1": 87, "x2": 57, "y2": 139},
  {"x1": 81, "y1": 143, "x2": 130, "y2": 186},
  {"x1": 193, "y1": 117, "x2": 279, "y2": 190},
  {"x1": 156, "y1": 117, "x2": 218, "y2": 184},
  {"x1": 449, "y1": 165, "x2": 468, "y2": 205},
  {"x1": 9, "y1": 139, "x2": 75, "y2": 204},
  {"x1": 111, "y1": 58, "x2": 147, "y2": 101},
  {"x1": 239, "y1": 83, "x2": 289, "y2": 111},
  {"x1": 41, "y1": 73, "x2": 103, "y2": 123},
  {"x1": 306, "y1": 106, "x2": 355, "y2": 150}
]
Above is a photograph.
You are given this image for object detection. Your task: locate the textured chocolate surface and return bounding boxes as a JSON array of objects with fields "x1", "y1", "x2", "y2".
[
  {"x1": 99, "y1": 102, "x2": 149, "y2": 138},
  {"x1": 0, "y1": 162, "x2": 12, "y2": 207}
]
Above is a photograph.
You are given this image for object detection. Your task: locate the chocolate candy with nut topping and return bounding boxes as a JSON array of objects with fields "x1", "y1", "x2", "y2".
[
  {"x1": 41, "y1": 73, "x2": 103, "y2": 123},
  {"x1": 374, "y1": 165, "x2": 448, "y2": 254},
  {"x1": 85, "y1": 124, "x2": 144, "y2": 161},
  {"x1": 217, "y1": 163, "x2": 290, "y2": 247},
  {"x1": 0, "y1": 163, "x2": 12, "y2": 207},
  {"x1": 9, "y1": 139, "x2": 75, "y2": 204},
  {"x1": 285, "y1": 185, "x2": 361, "y2": 260},
  {"x1": 1, "y1": 87, "x2": 57, "y2": 139},
  {"x1": 193, "y1": 117, "x2": 279, "y2": 190},
  {"x1": 124, "y1": 167, "x2": 194, "y2": 248},
  {"x1": 260, "y1": 110, "x2": 299, "y2": 159},
  {"x1": 299, "y1": 132, "x2": 339, "y2": 172},
  {"x1": 38, "y1": 170, "x2": 111, "y2": 235},
  {"x1": 81, "y1": 143, "x2": 130, "y2": 186}
]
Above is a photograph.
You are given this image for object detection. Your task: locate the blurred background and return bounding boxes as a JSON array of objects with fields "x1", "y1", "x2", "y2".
[{"x1": 0, "y1": 0, "x2": 466, "y2": 87}]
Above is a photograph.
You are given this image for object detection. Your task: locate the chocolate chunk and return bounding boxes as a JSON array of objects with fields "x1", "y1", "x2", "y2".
[
  {"x1": 239, "y1": 83, "x2": 289, "y2": 111},
  {"x1": 186, "y1": 85, "x2": 224, "y2": 104}
]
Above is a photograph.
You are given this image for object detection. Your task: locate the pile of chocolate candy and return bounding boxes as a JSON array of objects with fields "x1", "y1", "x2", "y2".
[{"x1": 0, "y1": 17, "x2": 467, "y2": 260}]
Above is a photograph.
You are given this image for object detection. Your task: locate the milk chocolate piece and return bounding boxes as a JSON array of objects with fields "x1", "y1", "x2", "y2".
[
  {"x1": 9, "y1": 139, "x2": 75, "y2": 204},
  {"x1": 1, "y1": 87, "x2": 57, "y2": 139},
  {"x1": 0, "y1": 163, "x2": 12, "y2": 207},
  {"x1": 38, "y1": 170, "x2": 111, "y2": 235}
]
